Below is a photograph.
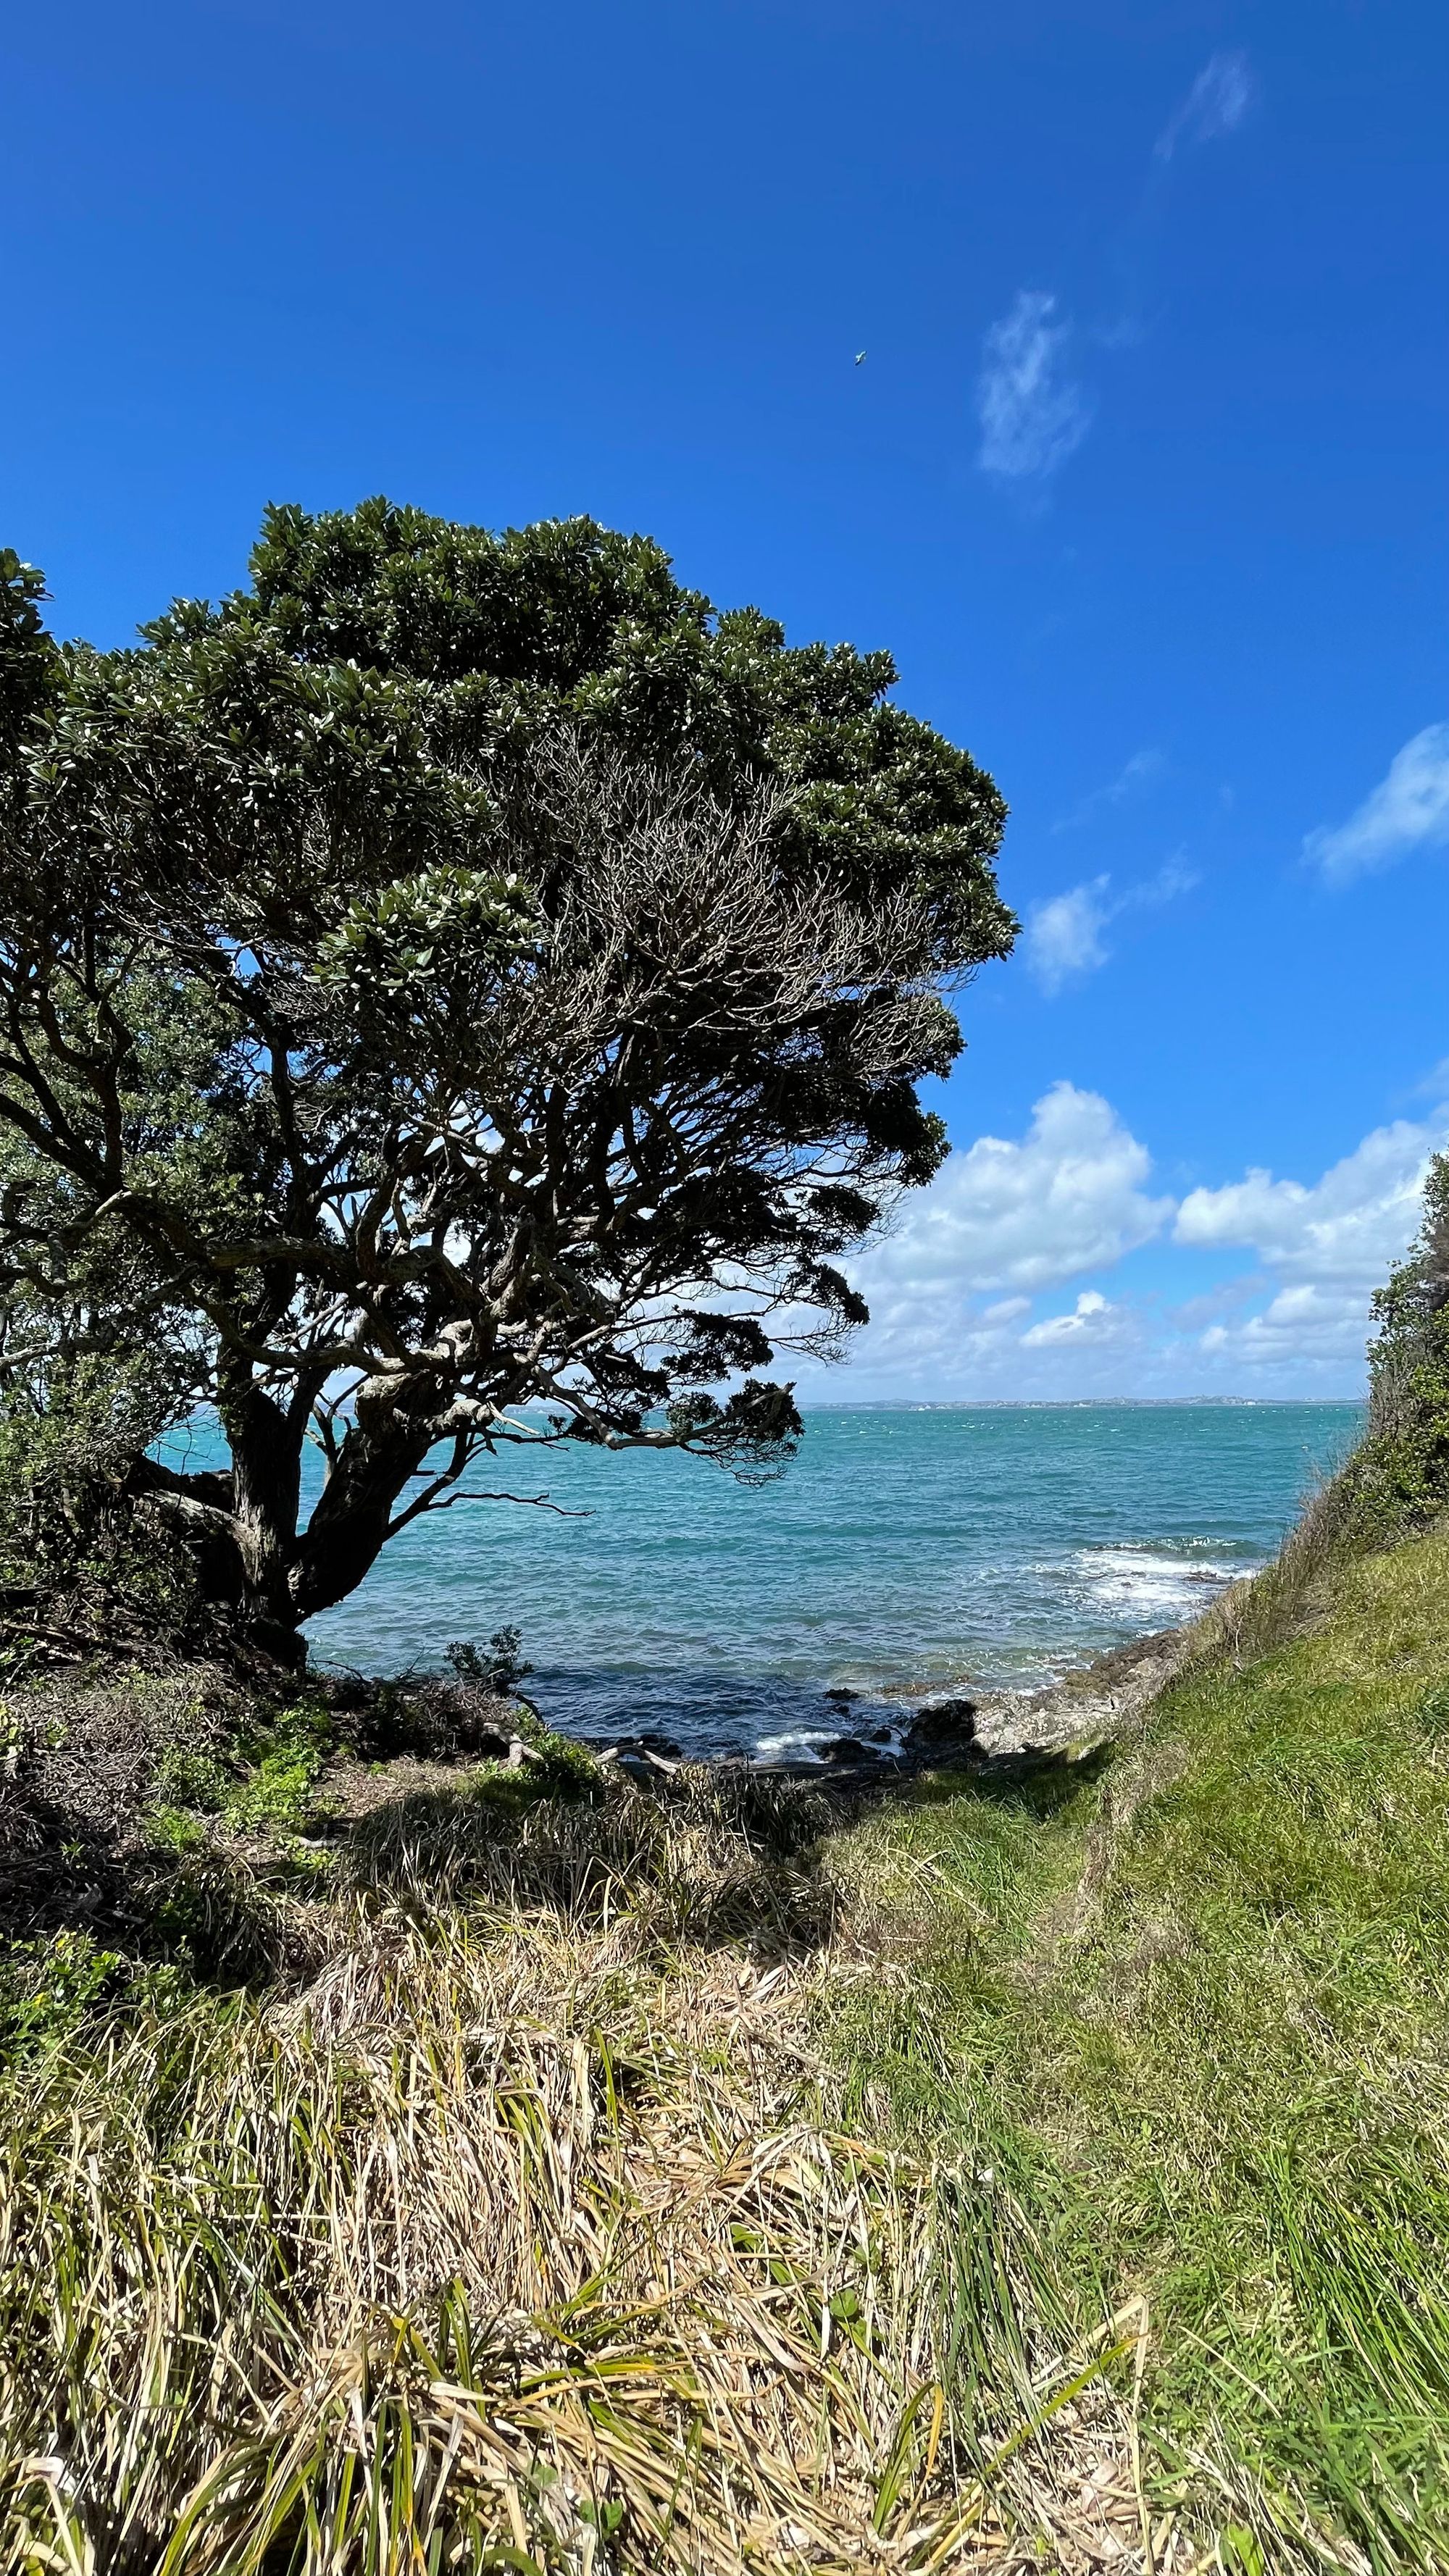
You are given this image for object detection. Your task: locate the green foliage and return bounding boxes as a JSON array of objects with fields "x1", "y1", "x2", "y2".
[
  {"x1": 225, "y1": 1699, "x2": 335, "y2": 1831},
  {"x1": 0, "y1": 1343, "x2": 201, "y2": 1669},
  {"x1": 140, "y1": 1694, "x2": 337, "y2": 1845},
  {"x1": 0, "y1": 550, "x2": 58, "y2": 755},
  {"x1": 143, "y1": 1803, "x2": 209, "y2": 1854},
  {"x1": 1333, "y1": 1149, "x2": 1449, "y2": 1545},
  {"x1": 444, "y1": 1625, "x2": 533, "y2": 1693},
  {"x1": 315, "y1": 861, "x2": 540, "y2": 1004},
  {"x1": 151, "y1": 1739, "x2": 230, "y2": 1812},
  {"x1": 0, "y1": 499, "x2": 1012, "y2": 1642},
  {"x1": 0, "y1": 1930, "x2": 125, "y2": 2059}
]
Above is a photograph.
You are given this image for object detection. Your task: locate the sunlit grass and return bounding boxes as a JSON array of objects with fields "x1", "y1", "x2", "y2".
[{"x1": 824, "y1": 1526, "x2": 1449, "y2": 2570}]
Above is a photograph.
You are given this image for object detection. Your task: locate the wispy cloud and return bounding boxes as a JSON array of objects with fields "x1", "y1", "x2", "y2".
[
  {"x1": 977, "y1": 60, "x2": 1253, "y2": 495},
  {"x1": 1025, "y1": 879, "x2": 1112, "y2": 994},
  {"x1": 1053, "y1": 748, "x2": 1164, "y2": 832},
  {"x1": 1411, "y1": 1056, "x2": 1449, "y2": 1104},
  {"x1": 1153, "y1": 51, "x2": 1255, "y2": 162},
  {"x1": 1304, "y1": 723, "x2": 1449, "y2": 884},
  {"x1": 977, "y1": 290, "x2": 1092, "y2": 484},
  {"x1": 1025, "y1": 859, "x2": 1195, "y2": 995}
]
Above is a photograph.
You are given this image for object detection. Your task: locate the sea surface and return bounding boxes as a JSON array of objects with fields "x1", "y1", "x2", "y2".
[{"x1": 305, "y1": 1403, "x2": 1363, "y2": 1761}]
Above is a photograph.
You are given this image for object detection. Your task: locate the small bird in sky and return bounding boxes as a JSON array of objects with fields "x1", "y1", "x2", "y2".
[{"x1": 854, "y1": 349, "x2": 867, "y2": 365}]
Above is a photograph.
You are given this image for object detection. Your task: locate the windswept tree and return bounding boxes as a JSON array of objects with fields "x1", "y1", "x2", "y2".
[{"x1": 0, "y1": 504, "x2": 1012, "y2": 1657}]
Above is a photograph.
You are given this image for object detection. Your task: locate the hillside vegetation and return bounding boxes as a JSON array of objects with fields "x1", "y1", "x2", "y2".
[
  {"x1": 4, "y1": 1172, "x2": 1449, "y2": 2573},
  {"x1": 831, "y1": 1518, "x2": 1449, "y2": 2572},
  {"x1": 1, "y1": 1510, "x2": 1448, "y2": 2572}
]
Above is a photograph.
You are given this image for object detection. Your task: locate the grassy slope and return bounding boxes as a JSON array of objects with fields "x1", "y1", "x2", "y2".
[
  {"x1": 4, "y1": 1530, "x2": 1449, "y2": 2571},
  {"x1": 827, "y1": 1526, "x2": 1449, "y2": 2569}
]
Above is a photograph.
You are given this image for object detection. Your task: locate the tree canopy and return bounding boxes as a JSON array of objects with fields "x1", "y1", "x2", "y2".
[{"x1": 0, "y1": 502, "x2": 1012, "y2": 1656}]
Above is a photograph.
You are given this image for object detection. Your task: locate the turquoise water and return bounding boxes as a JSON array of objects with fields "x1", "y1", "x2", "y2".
[{"x1": 305, "y1": 1403, "x2": 1363, "y2": 1760}]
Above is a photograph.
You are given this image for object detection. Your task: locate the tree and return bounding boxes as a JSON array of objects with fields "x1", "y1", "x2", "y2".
[
  {"x1": 1352, "y1": 1150, "x2": 1449, "y2": 1532},
  {"x1": 0, "y1": 503, "x2": 1013, "y2": 1658}
]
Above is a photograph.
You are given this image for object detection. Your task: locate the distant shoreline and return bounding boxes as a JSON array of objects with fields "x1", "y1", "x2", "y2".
[{"x1": 798, "y1": 1394, "x2": 1366, "y2": 1412}]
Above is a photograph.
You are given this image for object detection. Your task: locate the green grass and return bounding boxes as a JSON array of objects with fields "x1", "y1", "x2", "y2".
[
  {"x1": 824, "y1": 1526, "x2": 1449, "y2": 2569},
  {"x1": 8, "y1": 1528, "x2": 1449, "y2": 2569}
]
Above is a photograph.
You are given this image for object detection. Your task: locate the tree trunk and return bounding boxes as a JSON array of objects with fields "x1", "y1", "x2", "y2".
[
  {"x1": 191, "y1": 1358, "x2": 309, "y2": 1662},
  {"x1": 131, "y1": 1373, "x2": 445, "y2": 1660},
  {"x1": 287, "y1": 1373, "x2": 440, "y2": 1622}
]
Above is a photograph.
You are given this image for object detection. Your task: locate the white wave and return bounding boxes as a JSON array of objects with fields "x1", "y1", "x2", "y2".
[
  {"x1": 753, "y1": 1727, "x2": 836, "y2": 1762},
  {"x1": 1069, "y1": 1547, "x2": 1248, "y2": 1618}
]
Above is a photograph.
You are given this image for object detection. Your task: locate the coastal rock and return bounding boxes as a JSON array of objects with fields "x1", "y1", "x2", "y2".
[
  {"x1": 969, "y1": 1627, "x2": 1194, "y2": 1761},
  {"x1": 901, "y1": 1697, "x2": 980, "y2": 1761}
]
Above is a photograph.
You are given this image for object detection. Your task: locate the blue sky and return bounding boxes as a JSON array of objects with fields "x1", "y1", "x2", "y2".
[{"x1": 4, "y1": 0, "x2": 1447, "y2": 1397}]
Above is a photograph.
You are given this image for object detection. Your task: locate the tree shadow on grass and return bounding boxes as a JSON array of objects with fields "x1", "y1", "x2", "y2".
[
  {"x1": 0, "y1": 1749, "x2": 856, "y2": 1994},
  {"x1": 907, "y1": 1739, "x2": 1116, "y2": 1822}
]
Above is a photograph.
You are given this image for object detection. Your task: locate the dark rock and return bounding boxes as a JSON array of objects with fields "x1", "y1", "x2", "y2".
[
  {"x1": 867, "y1": 1725, "x2": 894, "y2": 1745},
  {"x1": 817, "y1": 1734, "x2": 886, "y2": 1765},
  {"x1": 823, "y1": 1686, "x2": 857, "y2": 1705},
  {"x1": 901, "y1": 1697, "x2": 979, "y2": 1760}
]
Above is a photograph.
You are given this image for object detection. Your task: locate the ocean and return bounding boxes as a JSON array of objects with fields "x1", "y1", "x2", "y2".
[{"x1": 306, "y1": 1402, "x2": 1364, "y2": 1761}]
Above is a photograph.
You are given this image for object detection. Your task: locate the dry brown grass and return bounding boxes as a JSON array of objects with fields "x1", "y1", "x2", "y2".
[{"x1": 0, "y1": 1776, "x2": 1164, "y2": 2575}]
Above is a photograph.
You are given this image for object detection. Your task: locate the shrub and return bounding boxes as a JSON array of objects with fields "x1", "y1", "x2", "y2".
[
  {"x1": 0, "y1": 1346, "x2": 201, "y2": 1676},
  {"x1": 1330, "y1": 1150, "x2": 1449, "y2": 1550}
]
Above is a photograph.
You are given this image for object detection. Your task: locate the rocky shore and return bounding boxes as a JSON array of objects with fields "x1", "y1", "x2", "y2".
[{"x1": 582, "y1": 1618, "x2": 1198, "y2": 1785}]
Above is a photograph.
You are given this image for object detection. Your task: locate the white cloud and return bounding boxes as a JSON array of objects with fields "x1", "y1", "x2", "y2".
[
  {"x1": 977, "y1": 291, "x2": 1092, "y2": 483},
  {"x1": 1200, "y1": 1284, "x2": 1370, "y2": 1371},
  {"x1": 809, "y1": 1087, "x2": 1168, "y2": 1394},
  {"x1": 790, "y1": 1084, "x2": 1448, "y2": 1402},
  {"x1": 1021, "y1": 1289, "x2": 1135, "y2": 1348},
  {"x1": 1174, "y1": 1112, "x2": 1445, "y2": 1288},
  {"x1": 1154, "y1": 51, "x2": 1255, "y2": 162},
  {"x1": 1304, "y1": 724, "x2": 1449, "y2": 884},
  {"x1": 1173, "y1": 1108, "x2": 1449, "y2": 1384},
  {"x1": 862, "y1": 1083, "x2": 1172, "y2": 1299},
  {"x1": 1025, "y1": 860, "x2": 1196, "y2": 995},
  {"x1": 1026, "y1": 880, "x2": 1111, "y2": 994}
]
